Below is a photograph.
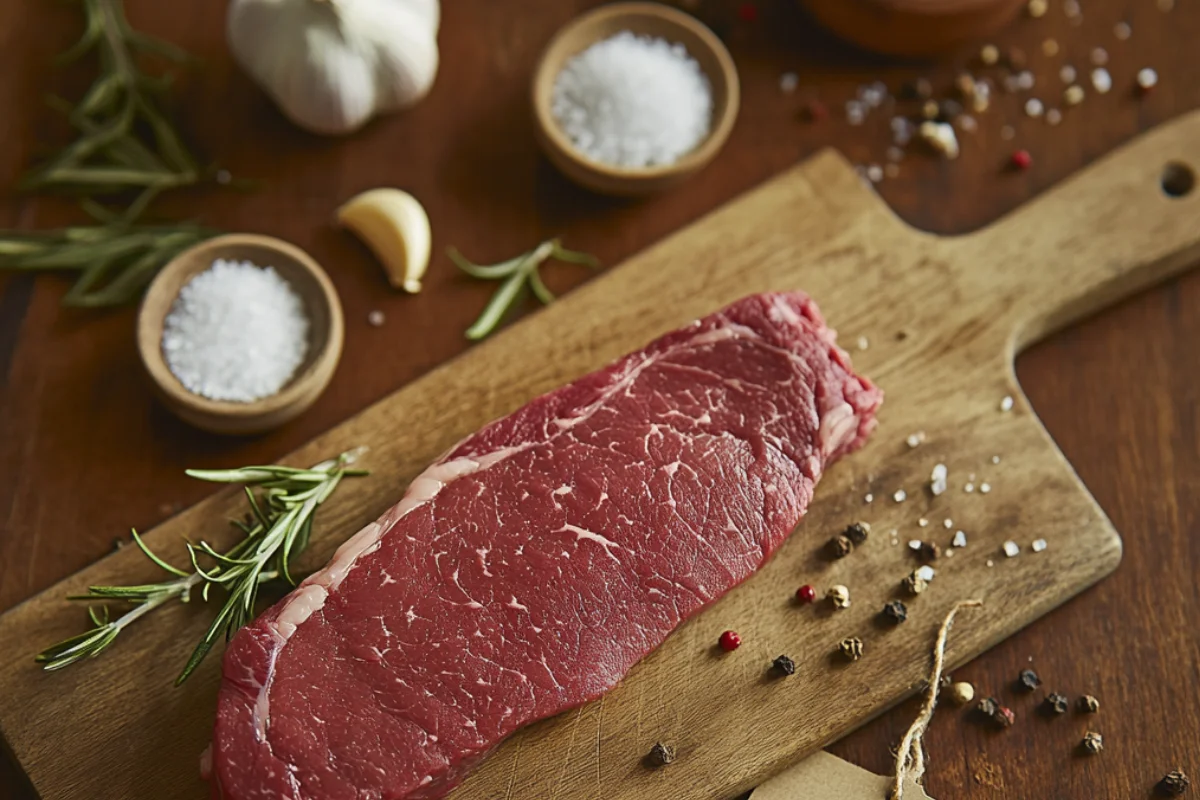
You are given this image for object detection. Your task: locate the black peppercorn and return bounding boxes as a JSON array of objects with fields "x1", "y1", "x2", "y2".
[
  {"x1": 1081, "y1": 731, "x2": 1103, "y2": 754},
  {"x1": 993, "y1": 705, "x2": 1016, "y2": 728},
  {"x1": 937, "y1": 99, "x2": 964, "y2": 122},
  {"x1": 772, "y1": 654, "x2": 796, "y2": 677},
  {"x1": 882, "y1": 600, "x2": 908, "y2": 624},
  {"x1": 647, "y1": 742, "x2": 676, "y2": 767},
  {"x1": 1042, "y1": 692, "x2": 1069, "y2": 715},
  {"x1": 1017, "y1": 668, "x2": 1041, "y2": 692},
  {"x1": 1078, "y1": 694, "x2": 1100, "y2": 713},
  {"x1": 844, "y1": 521, "x2": 870, "y2": 545},
  {"x1": 828, "y1": 534, "x2": 853, "y2": 559},
  {"x1": 1157, "y1": 770, "x2": 1190, "y2": 796},
  {"x1": 838, "y1": 637, "x2": 864, "y2": 662}
]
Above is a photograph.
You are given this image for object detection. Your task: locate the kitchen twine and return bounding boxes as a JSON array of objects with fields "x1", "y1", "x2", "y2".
[{"x1": 890, "y1": 599, "x2": 984, "y2": 800}]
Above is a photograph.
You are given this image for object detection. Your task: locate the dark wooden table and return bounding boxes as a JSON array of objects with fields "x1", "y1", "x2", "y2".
[{"x1": 1, "y1": 1, "x2": 1197, "y2": 798}]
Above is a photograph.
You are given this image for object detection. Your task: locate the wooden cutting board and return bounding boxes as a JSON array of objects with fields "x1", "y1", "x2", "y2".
[{"x1": 2, "y1": 111, "x2": 1199, "y2": 800}]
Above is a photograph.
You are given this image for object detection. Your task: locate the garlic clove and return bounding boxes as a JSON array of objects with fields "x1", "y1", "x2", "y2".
[{"x1": 337, "y1": 188, "x2": 431, "y2": 293}]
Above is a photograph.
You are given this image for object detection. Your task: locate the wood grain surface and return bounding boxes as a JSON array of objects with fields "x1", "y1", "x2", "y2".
[{"x1": 1, "y1": 1, "x2": 1197, "y2": 799}]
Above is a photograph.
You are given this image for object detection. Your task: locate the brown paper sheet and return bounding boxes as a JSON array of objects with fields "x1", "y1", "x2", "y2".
[{"x1": 750, "y1": 751, "x2": 935, "y2": 800}]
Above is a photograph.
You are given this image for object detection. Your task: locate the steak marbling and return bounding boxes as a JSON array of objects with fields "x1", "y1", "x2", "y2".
[{"x1": 209, "y1": 292, "x2": 882, "y2": 799}]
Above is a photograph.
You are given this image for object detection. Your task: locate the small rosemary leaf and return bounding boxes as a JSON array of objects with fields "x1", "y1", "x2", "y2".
[
  {"x1": 465, "y1": 269, "x2": 528, "y2": 341},
  {"x1": 130, "y1": 529, "x2": 189, "y2": 578},
  {"x1": 528, "y1": 267, "x2": 556, "y2": 306},
  {"x1": 448, "y1": 247, "x2": 531, "y2": 280},
  {"x1": 139, "y1": 98, "x2": 197, "y2": 174},
  {"x1": 87, "y1": 605, "x2": 109, "y2": 627},
  {"x1": 79, "y1": 199, "x2": 121, "y2": 224},
  {"x1": 54, "y1": 10, "x2": 103, "y2": 64},
  {"x1": 550, "y1": 242, "x2": 601, "y2": 268},
  {"x1": 75, "y1": 74, "x2": 123, "y2": 119},
  {"x1": 127, "y1": 31, "x2": 191, "y2": 63}
]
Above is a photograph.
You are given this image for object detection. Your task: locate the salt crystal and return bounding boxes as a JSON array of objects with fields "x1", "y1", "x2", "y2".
[
  {"x1": 1032, "y1": 538, "x2": 1048, "y2": 552},
  {"x1": 1017, "y1": 71, "x2": 1035, "y2": 91},
  {"x1": 1024, "y1": 98, "x2": 1044, "y2": 118},
  {"x1": 866, "y1": 165, "x2": 883, "y2": 183},
  {"x1": 906, "y1": 431, "x2": 926, "y2": 448},
  {"x1": 1091, "y1": 47, "x2": 1109, "y2": 66},
  {"x1": 1000, "y1": 395, "x2": 1015, "y2": 412},
  {"x1": 162, "y1": 259, "x2": 310, "y2": 403},
  {"x1": 987, "y1": 559, "x2": 995, "y2": 567},
  {"x1": 919, "y1": 121, "x2": 959, "y2": 160},
  {"x1": 980, "y1": 482, "x2": 992, "y2": 494},
  {"x1": 930, "y1": 463, "x2": 949, "y2": 496},
  {"x1": 367, "y1": 310, "x2": 386, "y2": 327},
  {"x1": 780, "y1": 71, "x2": 799, "y2": 93},
  {"x1": 1137, "y1": 68, "x2": 1158, "y2": 91},
  {"x1": 1046, "y1": 109, "x2": 1062, "y2": 126},
  {"x1": 1114, "y1": 22, "x2": 1131, "y2": 40},
  {"x1": 915, "y1": 565, "x2": 936, "y2": 582},
  {"x1": 1042, "y1": 38, "x2": 1059, "y2": 57},
  {"x1": 953, "y1": 531, "x2": 967, "y2": 547},
  {"x1": 958, "y1": 115, "x2": 978, "y2": 133},
  {"x1": 846, "y1": 100, "x2": 866, "y2": 126},
  {"x1": 918, "y1": 517, "x2": 929, "y2": 527},
  {"x1": 1092, "y1": 68, "x2": 1113, "y2": 94},
  {"x1": 1060, "y1": 65, "x2": 1077, "y2": 84},
  {"x1": 964, "y1": 483, "x2": 976, "y2": 493},
  {"x1": 909, "y1": 540, "x2": 923, "y2": 551},
  {"x1": 992, "y1": 455, "x2": 1001, "y2": 464},
  {"x1": 1003, "y1": 541, "x2": 1021, "y2": 558},
  {"x1": 865, "y1": 493, "x2": 874, "y2": 503},
  {"x1": 943, "y1": 518, "x2": 953, "y2": 529},
  {"x1": 551, "y1": 32, "x2": 713, "y2": 169},
  {"x1": 1064, "y1": 85, "x2": 1085, "y2": 106},
  {"x1": 893, "y1": 489, "x2": 908, "y2": 503}
]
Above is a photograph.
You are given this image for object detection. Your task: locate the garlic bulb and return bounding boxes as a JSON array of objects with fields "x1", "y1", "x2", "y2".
[{"x1": 227, "y1": 0, "x2": 440, "y2": 136}]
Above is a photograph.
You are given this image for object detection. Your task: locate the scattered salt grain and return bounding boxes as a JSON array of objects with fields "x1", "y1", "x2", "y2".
[
  {"x1": 866, "y1": 165, "x2": 884, "y2": 183},
  {"x1": 1091, "y1": 47, "x2": 1109, "y2": 66},
  {"x1": 893, "y1": 489, "x2": 908, "y2": 503},
  {"x1": 1064, "y1": 84, "x2": 1086, "y2": 106},
  {"x1": 1032, "y1": 538, "x2": 1048, "y2": 552},
  {"x1": 915, "y1": 565, "x2": 936, "y2": 582},
  {"x1": 958, "y1": 114, "x2": 978, "y2": 133},
  {"x1": 943, "y1": 518, "x2": 953, "y2": 529},
  {"x1": 1042, "y1": 38, "x2": 1059, "y2": 57},
  {"x1": 945, "y1": 548, "x2": 955, "y2": 558},
  {"x1": 865, "y1": 493, "x2": 874, "y2": 504},
  {"x1": 918, "y1": 517, "x2": 930, "y2": 527},
  {"x1": 992, "y1": 455, "x2": 1001, "y2": 464},
  {"x1": 1060, "y1": 65, "x2": 1077, "y2": 84},
  {"x1": 909, "y1": 540, "x2": 923, "y2": 551},
  {"x1": 1091, "y1": 68, "x2": 1113, "y2": 94},
  {"x1": 980, "y1": 482, "x2": 992, "y2": 494},
  {"x1": 860, "y1": 82, "x2": 886, "y2": 108},
  {"x1": 930, "y1": 463, "x2": 949, "y2": 496},
  {"x1": 1045, "y1": 108, "x2": 1063, "y2": 126},
  {"x1": 953, "y1": 531, "x2": 968, "y2": 548},
  {"x1": 1017, "y1": 71, "x2": 1035, "y2": 91},
  {"x1": 162, "y1": 259, "x2": 310, "y2": 403},
  {"x1": 1000, "y1": 395, "x2": 1015, "y2": 412},
  {"x1": 906, "y1": 431, "x2": 926, "y2": 448},
  {"x1": 1003, "y1": 541, "x2": 1021, "y2": 558},
  {"x1": 1114, "y1": 22, "x2": 1131, "y2": 40},
  {"x1": 1024, "y1": 98, "x2": 1044, "y2": 118},
  {"x1": 551, "y1": 31, "x2": 712, "y2": 169},
  {"x1": 987, "y1": 559, "x2": 995, "y2": 567},
  {"x1": 919, "y1": 121, "x2": 959, "y2": 159},
  {"x1": 846, "y1": 100, "x2": 866, "y2": 126},
  {"x1": 980, "y1": 44, "x2": 1000, "y2": 65},
  {"x1": 857, "y1": 335, "x2": 871, "y2": 350},
  {"x1": 891, "y1": 117, "x2": 913, "y2": 146},
  {"x1": 367, "y1": 310, "x2": 385, "y2": 327},
  {"x1": 964, "y1": 482, "x2": 976, "y2": 493},
  {"x1": 1137, "y1": 68, "x2": 1158, "y2": 91},
  {"x1": 779, "y1": 71, "x2": 799, "y2": 93}
]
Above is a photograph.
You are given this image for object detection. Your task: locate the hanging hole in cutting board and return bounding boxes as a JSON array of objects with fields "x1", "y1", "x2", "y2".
[{"x1": 1160, "y1": 162, "x2": 1195, "y2": 197}]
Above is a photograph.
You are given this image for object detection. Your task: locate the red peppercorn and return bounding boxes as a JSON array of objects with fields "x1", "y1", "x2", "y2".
[
  {"x1": 737, "y1": 2, "x2": 758, "y2": 22},
  {"x1": 1010, "y1": 149, "x2": 1033, "y2": 170},
  {"x1": 718, "y1": 630, "x2": 742, "y2": 652},
  {"x1": 796, "y1": 584, "x2": 817, "y2": 604}
]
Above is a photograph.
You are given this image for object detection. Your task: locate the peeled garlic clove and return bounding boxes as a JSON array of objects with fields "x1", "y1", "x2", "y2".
[{"x1": 337, "y1": 188, "x2": 431, "y2": 293}]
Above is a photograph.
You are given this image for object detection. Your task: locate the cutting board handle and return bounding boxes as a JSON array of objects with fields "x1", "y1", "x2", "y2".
[{"x1": 964, "y1": 109, "x2": 1200, "y2": 352}]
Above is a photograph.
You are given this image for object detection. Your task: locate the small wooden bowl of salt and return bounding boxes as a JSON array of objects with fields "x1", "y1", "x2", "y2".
[
  {"x1": 137, "y1": 233, "x2": 344, "y2": 435},
  {"x1": 533, "y1": 2, "x2": 739, "y2": 196}
]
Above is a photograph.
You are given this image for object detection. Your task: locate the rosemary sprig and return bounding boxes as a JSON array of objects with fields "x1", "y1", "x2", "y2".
[
  {"x1": 449, "y1": 238, "x2": 599, "y2": 340},
  {"x1": 35, "y1": 448, "x2": 368, "y2": 683},
  {"x1": 22, "y1": 0, "x2": 206, "y2": 208},
  {"x1": 0, "y1": 221, "x2": 216, "y2": 307}
]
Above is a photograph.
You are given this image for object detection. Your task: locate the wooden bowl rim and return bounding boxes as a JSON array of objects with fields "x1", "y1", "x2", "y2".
[
  {"x1": 531, "y1": 1, "x2": 740, "y2": 184},
  {"x1": 136, "y1": 233, "x2": 344, "y2": 426}
]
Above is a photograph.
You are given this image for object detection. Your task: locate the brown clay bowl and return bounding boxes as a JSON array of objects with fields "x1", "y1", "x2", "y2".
[
  {"x1": 136, "y1": 233, "x2": 344, "y2": 435},
  {"x1": 532, "y1": 2, "x2": 740, "y2": 196},
  {"x1": 800, "y1": 0, "x2": 1027, "y2": 58}
]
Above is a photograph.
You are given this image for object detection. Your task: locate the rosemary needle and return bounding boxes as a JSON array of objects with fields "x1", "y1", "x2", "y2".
[
  {"x1": 35, "y1": 448, "x2": 367, "y2": 683},
  {"x1": 450, "y1": 238, "x2": 600, "y2": 340}
]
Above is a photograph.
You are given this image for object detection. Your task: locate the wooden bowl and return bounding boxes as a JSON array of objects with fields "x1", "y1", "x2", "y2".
[
  {"x1": 800, "y1": 0, "x2": 1026, "y2": 58},
  {"x1": 532, "y1": 2, "x2": 740, "y2": 196},
  {"x1": 136, "y1": 233, "x2": 344, "y2": 435}
]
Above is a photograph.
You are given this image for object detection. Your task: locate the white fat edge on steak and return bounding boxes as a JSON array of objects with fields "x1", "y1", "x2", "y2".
[{"x1": 212, "y1": 297, "x2": 859, "y2": 771}]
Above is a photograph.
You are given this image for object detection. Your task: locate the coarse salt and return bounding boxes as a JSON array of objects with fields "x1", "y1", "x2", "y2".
[
  {"x1": 980, "y1": 482, "x2": 992, "y2": 494},
  {"x1": 906, "y1": 431, "x2": 926, "y2": 448},
  {"x1": 893, "y1": 489, "x2": 907, "y2": 503},
  {"x1": 943, "y1": 518, "x2": 953, "y2": 529},
  {"x1": 1000, "y1": 395, "x2": 1015, "y2": 412},
  {"x1": 930, "y1": 463, "x2": 948, "y2": 496},
  {"x1": 551, "y1": 32, "x2": 712, "y2": 169},
  {"x1": 1003, "y1": 541, "x2": 1021, "y2": 558},
  {"x1": 918, "y1": 517, "x2": 929, "y2": 527},
  {"x1": 779, "y1": 71, "x2": 799, "y2": 93},
  {"x1": 915, "y1": 565, "x2": 936, "y2": 582},
  {"x1": 1032, "y1": 538, "x2": 1048, "y2": 552},
  {"x1": 162, "y1": 259, "x2": 309, "y2": 403},
  {"x1": 953, "y1": 531, "x2": 967, "y2": 547},
  {"x1": 864, "y1": 493, "x2": 874, "y2": 504},
  {"x1": 1091, "y1": 68, "x2": 1113, "y2": 94}
]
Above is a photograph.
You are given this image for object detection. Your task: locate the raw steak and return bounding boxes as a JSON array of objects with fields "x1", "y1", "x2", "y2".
[{"x1": 208, "y1": 292, "x2": 882, "y2": 800}]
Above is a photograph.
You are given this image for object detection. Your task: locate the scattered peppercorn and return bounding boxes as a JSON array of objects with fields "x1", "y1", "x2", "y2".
[
  {"x1": 980, "y1": 44, "x2": 1000, "y2": 65},
  {"x1": 828, "y1": 534, "x2": 854, "y2": 559},
  {"x1": 1017, "y1": 668, "x2": 1041, "y2": 692},
  {"x1": 1081, "y1": 731, "x2": 1103, "y2": 754},
  {"x1": 1011, "y1": 149, "x2": 1033, "y2": 171},
  {"x1": 977, "y1": 697, "x2": 999, "y2": 718},
  {"x1": 994, "y1": 705, "x2": 1016, "y2": 728},
  {"x1": 902, "y1": 571, "x2": 929, "y2": 595},
  {"x1": 1042, "y1": 692, "x2": 1069, "y2": 715},
  {"x1": 838, "y1": 637, "x2": 864, "y2": 661},
  {"x1": 647, "y1": 741, "x2": 676, "y2": 767},
  {"x1": 917, "y1": 541, "x2": 941, "y2": 562},
  {"x1": 718, "y1": 630, "x2": 742, "y2": 652},
  {"x1": 844, "y1": 521, "x2": 870, "y2": 545},
  {"x1": 772, "y1": 654, "x2": 796, "y2": 676},
  {"x1": 796, "y1": 584, "x2": 817, "y2": 604},
  {"x1": 827, "y1": 585, "x2": 851, "y2": 609},
  {"x1": 1157, "y1": 770, "x2": 1190, "y2": 796},
  {"x1": 1078, "y1": 694, "x2": 1100, "y2": 713},
  {"x1": 922, "y1": 99, "x2": 940, "y2": 120},
  {"x1": 949, "y1": 681, "x2": 975, "y2": 706},
  {"x1": 881, "y1": 600, "x2": 908, "y2": 624}
]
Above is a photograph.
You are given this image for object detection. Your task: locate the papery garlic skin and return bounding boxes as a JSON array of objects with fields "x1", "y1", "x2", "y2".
[{"x1": 228, "y1": 0, "x2": 440, "y2": 136}]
